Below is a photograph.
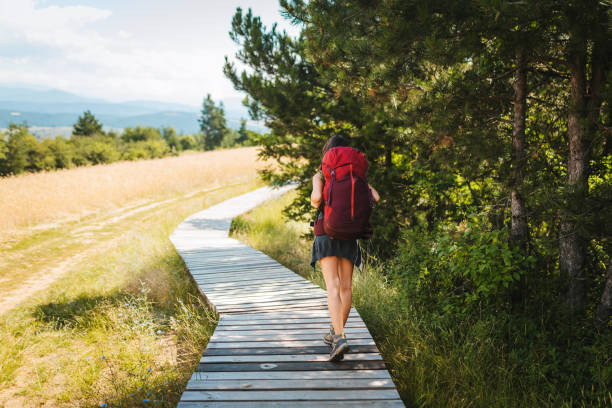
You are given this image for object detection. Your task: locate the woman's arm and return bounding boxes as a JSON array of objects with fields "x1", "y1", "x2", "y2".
[
  {"x1": 368, "y1": 183, "x2": 380, "y2": 203},
  {"x1": 311, "y1": 172, "x2": 323, "y2": 208}
]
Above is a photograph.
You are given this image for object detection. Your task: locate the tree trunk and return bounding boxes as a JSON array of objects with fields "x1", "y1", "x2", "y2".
[
  {"x1": 590, "y1": 22, "x2": 610, "y2": 329},
  {"x1": 510, "y1": 48, "x2": 529, "y2": 251},
  {"x1": 559, "y1": 37, "x2": 588, "y2": 312},
  {"x1": 595, "y1": 258, "x2": 612, "y2": 329},
  {"x1": 385, "y1": 143, "x2": 392, "y2": 168}
]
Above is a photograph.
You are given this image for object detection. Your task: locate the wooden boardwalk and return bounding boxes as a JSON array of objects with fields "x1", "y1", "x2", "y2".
[{"x1": 169, "y1": 186, "x2": 405, "y2": 407}]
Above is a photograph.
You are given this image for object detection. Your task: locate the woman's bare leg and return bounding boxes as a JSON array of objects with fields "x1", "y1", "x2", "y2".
[
  {"x1": 338, "y1": 257, "x2": 354, "y2": 327},
  {"x1": 320, "y1": 256, "x2": 344, "y2": 335}
]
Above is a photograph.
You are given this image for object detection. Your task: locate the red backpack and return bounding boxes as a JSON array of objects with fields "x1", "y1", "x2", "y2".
[{"x1": 314, "y1": 146, "x2": 374, "y2": 240}]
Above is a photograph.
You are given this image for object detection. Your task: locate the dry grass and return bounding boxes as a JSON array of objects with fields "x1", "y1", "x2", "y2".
[
  {"x1": 0, "y1": 147, "x2": 266, "y2": 243},
  {"x1": 0, "y1": 149, "x2": 268, "y2": 406}
]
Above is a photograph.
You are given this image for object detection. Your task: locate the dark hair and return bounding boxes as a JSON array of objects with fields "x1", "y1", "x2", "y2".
[{"x1": 322, "y1": 135, "x2": 348, "y2": 158}]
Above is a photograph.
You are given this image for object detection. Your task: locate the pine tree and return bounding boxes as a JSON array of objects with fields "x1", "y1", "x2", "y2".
[
  {"x1": 198, "y1": 94, "x2": 228, "y2": 150},
  {"x1": 236, "y1": 119, "x2": 249, "y2": 145},
  {"x1": 73, "y1": 110, "x2": 103, "y2": 137}
]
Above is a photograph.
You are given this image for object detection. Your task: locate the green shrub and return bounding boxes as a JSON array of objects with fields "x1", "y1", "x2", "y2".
[
  {"x1": 48, "y1": 136, "x2": 75, "y2": 169},
  {"x1": 391, "y1": 214, "x2": 534, "y2": 313},
  {"x1": 178, "y1": 135, "x2": 197, "y2": 150},
  {"x1": 121, "y1": 126, "x2": 163, "y2": 143},
  {"x1": 122, "y1": 139, "x2": 170, "y2": 160},
  {"x1": 72, "y1": 135, "x2": 121, "y2": 165},
  {"x1": 36, "y1": 139, "x2": 59, "y2": 171},
  {"x1": 3, "y1": 123, "x2": 40, "y2": 174}
]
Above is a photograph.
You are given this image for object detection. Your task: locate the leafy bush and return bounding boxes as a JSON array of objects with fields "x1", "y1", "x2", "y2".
[
  {"x1": 122, "y1": 139, "x2": 169, "y2": 160},
  {"x1": 47, "y1": 136, "x2": 75, "y2": 169},
  {"x1": 0, "y1": 122, "x2": 222, "y2": 177},
  {"x1": 392, "y1": 214, "x2": 533, "y2": 312},
  {"x1": 178, "y1": 135, "x2": 197, "y2": 150},
  {"x1": 120, "y1": 126, "x2": 163, "y2": 143},
  {"x1": 72, "y1": 135, "x2": 121, "y2": 165}
]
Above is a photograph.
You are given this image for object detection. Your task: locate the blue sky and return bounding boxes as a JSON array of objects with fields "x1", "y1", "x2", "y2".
[{"x1": 0, "y1": 0, "x2": 302, "y2": 107}]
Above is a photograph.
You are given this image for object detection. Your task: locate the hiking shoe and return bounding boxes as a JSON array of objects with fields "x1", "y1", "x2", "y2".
[
  {"x1": 323, "y1": 324, "x2": 335, "y2": 346},
  {"x1": 329, "y1": 333, "x2": 350, "y2": 362}
]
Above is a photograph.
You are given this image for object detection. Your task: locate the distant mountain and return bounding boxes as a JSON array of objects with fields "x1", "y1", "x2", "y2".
[{"x1": 0, "y1": 85, "x2": 267, "y2": 137}]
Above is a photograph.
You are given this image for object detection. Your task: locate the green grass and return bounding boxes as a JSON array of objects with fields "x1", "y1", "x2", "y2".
[
  {"x1": 229, "y1": 191, "x2": 612, "y2": 408},
  {"x1": 0, "y1": 179, "x2": 263, "y2": 407}
]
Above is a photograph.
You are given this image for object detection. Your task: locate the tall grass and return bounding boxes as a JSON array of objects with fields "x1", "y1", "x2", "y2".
[
  {"x1": 0, "y1": 147, "x2": 265, "y2": 242},
  {"x1": 0, "y1": 206, "x2": 219, "y2": 406},
  {"x1": 229, "y1": 191, "x2": 612, "y2": 408},
  {"x1": 0, "y1": 147, "x2": 267, "y2": 406}
]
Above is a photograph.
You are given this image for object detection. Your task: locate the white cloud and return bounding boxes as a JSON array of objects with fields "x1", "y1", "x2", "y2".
[{"x1": 0, "y1": 0, "x2": 243, "y2": 106}]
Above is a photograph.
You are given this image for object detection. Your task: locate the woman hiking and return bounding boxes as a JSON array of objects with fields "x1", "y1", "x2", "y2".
[{"x1": 310, "y1": 135, "x2": 380, "y2": 361}]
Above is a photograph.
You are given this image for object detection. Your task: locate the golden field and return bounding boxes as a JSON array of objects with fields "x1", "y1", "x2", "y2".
[{"x1": 0, "y1": 147, "x2": 264, "y2": 243}]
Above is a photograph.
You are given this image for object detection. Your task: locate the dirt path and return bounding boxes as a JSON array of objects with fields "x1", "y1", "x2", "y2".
[
  {"x1": 0, "y1": 249, "x2": 89, "y2": 315},
  {"x1": 0, "y1": 184, "x2": 235, "y2": 316}
]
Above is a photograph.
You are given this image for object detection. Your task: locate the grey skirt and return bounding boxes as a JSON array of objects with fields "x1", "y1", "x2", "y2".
[{"x1": 310, "y1": 234, "x2": 362, "y2": 272}]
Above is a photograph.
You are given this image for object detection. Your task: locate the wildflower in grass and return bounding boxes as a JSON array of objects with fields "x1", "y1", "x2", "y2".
[
  {"x1": 130, "y1": 393, "x2": 134, "y2": 397},
  {"x1": 137, "y1": 387, "x2": 142, "y2": 391},
  {"x1": 100, "y1": 355, "x2": 105, "y2": 360},
  {"x1": 156, "y1": 330, "x2": 162, "y2": 334},
  {"x1": 147, "y1": 368, "x2": 152, "y2": 373},
  {"x1": 143, "y1": 399, "x2": 148, "y2": 403},
  {"x1": 101, "y1": 403, "x2": 107, "y2": 407},
  {"x1": 147, "y1": 392, "x2": 151, "y2": 396},
  {"x1": 164, "y1": 381, "x2": 168, "y2": 385}
]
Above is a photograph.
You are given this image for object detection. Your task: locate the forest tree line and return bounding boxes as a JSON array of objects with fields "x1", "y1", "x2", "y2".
[
  {"x1": 223, "y1": 1, "x2": 611, "y2": 404},
  {"x1": 0, "y1": 93, "x2": 257, "y2": 176}
]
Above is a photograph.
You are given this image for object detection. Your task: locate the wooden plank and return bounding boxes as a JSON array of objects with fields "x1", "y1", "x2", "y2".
[
  {"x1": 195, "y1": 275, "x2": 305, "y2": 285},
  {"x1": 202, "y1": 345, "x2": 380, "y2": 356},
  {"x1": 203, "y1": 287, "x2": 323, "y2": 298},
  {"x1": 180, "y1": 389, "x2": 401, "y2": 401},
  {"x1": 202, "y1": 284, "x2": 322, "y2": 296},
  {"x1": 211, "y1": 295, "x2": 330, "y2": 307},
  {"x1": 208, "y1": 333, "x2": 373, "y2": 342},
  {"x1": 185, "y1": 254, "x2": 276, "y2": 262},
  {"x1": 218, "y1": 310, "x2": 359, "y2": 321},
  {"x1": 212, "y1": 328, "x2": 371, "y2": 336},
  {"x1": 178, "y1": 400, "x2": 406, "y2": 407},
  {"x1": 188, "y1": 370, "x2": 392, "y2": 381},
  {"x1": 214, "y1": 298, "x2": 331, "y2": 308},
  {"x1": 193, "y1": 271, "x2": 297, "y2": 282},
  {"x1": 202, "y1": 284, "x2": 321, "y2": 295},
  {"x1": 190, "y1": 268, "x2": 292, "y2": 277},
  {"x1": 200, "y1": 353, "x2": 382, "y2": 363},
  {"x1": 188, "y1": 261, "x2": 285, "y2": 270},
  {"x1": 220, "y1": 305, "x2": 330, "y2": 315},
  {"x1": 205, "y1": 339, "x2": 377, "y2": 348},
  {"x1": 198, "y1": 278, "x2": 310, "y2": 289},
  {"x1": 215, "y1": 323, "x2": 366, "y2": 330},
  {"x1": 217, "y1": 317, "x2": 364, "y2": 326},
  {"x1": 215, "y1": 300, "x2": 330, "y2": 312},
  {"x1": 185, "y1": 378, "x2": 396, "y2": 390},
  {"x1": 211, "y1": 296, "x2": 329, "y2": 307},
  {"x1": 189, "y1": 262, "x2": 283, "y2": 270},
  {"x1": 200, "y1": 283, "x2": 319, "y2": 293}
]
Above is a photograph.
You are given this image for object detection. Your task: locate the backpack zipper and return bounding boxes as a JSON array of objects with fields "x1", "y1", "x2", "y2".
[{"x1": 350, "y1": 164, "x2": 354, "y2": 220}]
